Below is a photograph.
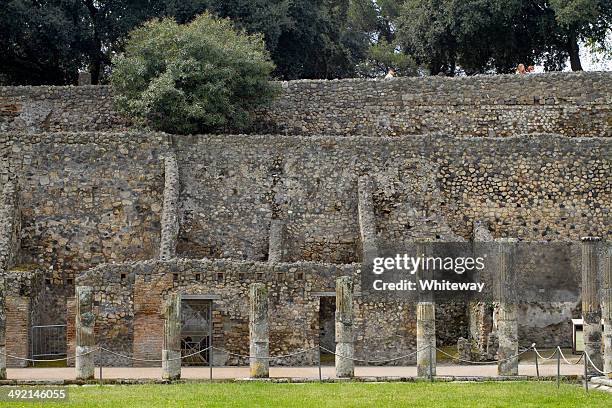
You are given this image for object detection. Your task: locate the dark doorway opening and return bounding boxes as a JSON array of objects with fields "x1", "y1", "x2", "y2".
[{"x1": 319, "y1": 296, "x2": 335, "y2": 365}]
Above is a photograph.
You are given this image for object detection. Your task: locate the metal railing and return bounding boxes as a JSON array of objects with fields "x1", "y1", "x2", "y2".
[{"x1": 30, "y1": 324, "x2": 67, "y2": 366}]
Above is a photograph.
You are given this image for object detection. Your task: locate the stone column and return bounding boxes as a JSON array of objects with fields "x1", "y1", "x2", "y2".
[
  {"x1": 162, "y1": 293, "x2": 181, "y2": 380},
  {"x1": 602, "y1": 244, "x2": 611, "y2": 377},
  {"x1": 159, "y1": 153, "x2": 179, "y2": 260},
  {"x1": 0, "y1": 278, "x2": 6, "y2": 380},
  {"x1": 581, "y1": 237, "x2": 602, "y2": 374},
  {"x1": 268, "y1": 220, "x2": 284, "y2": 263},
  {"x1": 75, "y1": 286, "x2": 95, "y2": 380},
  {"x1": 357, "y1": 176, "x2": 378, "y2": 263},
  {"x1": 496, "y1": 238, "x2": 518, "y2": 376},
  {"x1": 249, "y1": 283, "x2": 269, "y2": 378},
  {"x1": 335, "y1": 276, "x2": 354, "y2": 378},
  {"x1": 416, "y1": 302, "x2": 436, "y2": 377}
]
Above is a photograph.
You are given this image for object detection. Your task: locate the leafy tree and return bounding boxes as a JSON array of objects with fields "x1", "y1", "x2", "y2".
[
  {"x1": 397, "y1": 0, "x2": 611, "y2": 75},
  {"x1": 0, "y1": 1, "x2": 212, "y2": 85},
  {"x1": 356, "y1": 39, "x2": 419, "y2": 77},
  {"x1": 110, "y1": 12, "x2": 278, "y2": 134},
  {"x1": 0, "y1": 1, "x2": 88, "y2": 85},
  {"x1": 549, "y1": 0, "x2": 612, "y2": 70},
  {"x1": 348, "y1": 0, "x2": 418, "y2": 77},
  {"x1": 269, "y1": 0, "x2": 362, "y2": 79}
]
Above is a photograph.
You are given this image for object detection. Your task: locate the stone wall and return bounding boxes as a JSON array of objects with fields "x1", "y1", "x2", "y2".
[
  {"x1": 0, "y1": 181, "x2": 20, "y2": 272},
  {"x1": 71, "y1": 256, "x2": 584, "y2": 367},
  {"x1": 1, "y1": 72, "x2": 610, "y2": 138},
  {"x1": 257, "y1": 72, "x2": 611, "y2": 137},
  {"x1": 1, "y1": 132, "x2": 167, "y2": 281},
  {"x1": 0, "y1": 86, "x2": 128, "y2": 133},
  {"x1": 1, "y1": 131, "x2": 608, "y2": 288},
  {"x1": 176, "y1": 134, "x2": 609, "y2": 264},
  {"x1": 71, "y1": 259, "x2": 360, "y2": 366},
  {"x1": 2, "y1": 267, "x2": 44, "y2": 367},
  {"x1": 70, "y1": 258, "x2": 462, "y2": 366}
]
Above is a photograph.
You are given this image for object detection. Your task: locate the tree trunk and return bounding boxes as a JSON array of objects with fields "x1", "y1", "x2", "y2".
[{"x1": 568, "y1": 33, "x2": 583, "y2": 71}]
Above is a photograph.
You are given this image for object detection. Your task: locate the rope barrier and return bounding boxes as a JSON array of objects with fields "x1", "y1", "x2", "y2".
[
  {"x1": 319, "y1": 345, "x2": 426, "y2": 364},
  {"x1": 435, "y1": 346, "x2": 532, "y2": 365},
  {"x1": 557, "y1": 347, "x2": 584, "y2": 366},
  {"x1": 211, "y1": 346, "x2": 318, "y2": 360},
  {"x1": 2, "y1": 342, "x2": 608, "y2": 377},
  {"x1": 584, "y1": 350, "x2": 612, "y2": 375},
  {"x1": 1, "y1": 347, "x2": 100, "y2": 362},
  {"x1": 99, "y1": 346, "x2": 211, "y2": 363},
  {"x1": 532, "y1": 347, "x2": 558, "y2": 361}
]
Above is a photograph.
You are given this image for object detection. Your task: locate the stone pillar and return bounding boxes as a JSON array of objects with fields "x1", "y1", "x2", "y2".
[
  {"x1": 0, "y1": 278, "x2": 5, "y2": 380},
  {"x1": 335, "y1": 276, "x2": 354, "y2": 378},
  {"x1": 75, "y1": 286, "x2": 95, "y2": 380},
  {"x1": 602, "y1": 244, "x2": 611, "y2": 377},
  {"x1": 496, "y1": 238, "x2": 518, "y2": 376},
  {"x1": 357, "y1": 176, "x2": 378, "y2": 262},
  {"x1": 581, "y1": 237, "x2": 602, "y2": 374},
  {"x1": 162, "y1": 293, "x2": 181, "y2": 380},
  {"x1": 249, "y1": 283, "x2": 269, "y2": 378},
  {"x1": 470, "y1": 221, "x2": 495, "y2": 354},
  {"x1": 268, "y1": 219, "x2": 284, "y2": 263},
  {"x1": 159, "y1": 153, "x2": 179, "y2": 260},
  {"x1": 416, "y1": 302, "x2": 436, "y2": 377},
  {"x1": 78, "y1": 72, "x2": 91, "y2": 86}
]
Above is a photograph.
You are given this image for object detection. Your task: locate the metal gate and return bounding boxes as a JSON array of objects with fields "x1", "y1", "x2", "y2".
[
  {"x1": 180, "y1": 299, "x2": 212, "y2": 366},
  {"x1": 31, "y1": 324, "x2": 67, "y2": 365}
]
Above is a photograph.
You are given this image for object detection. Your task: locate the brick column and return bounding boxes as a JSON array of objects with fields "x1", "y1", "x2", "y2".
[
  {"x1": 159, "y1": 153, "x2": 179, "y2": 260},
  {"x1": 162, "y1": 293, "x2": 181, "y2": 380},
  {"x1": 496, "y1": 238, "x2": 518, "y2": 376},
  {"x1": 0, "y1": 279, "x2": 5, "y2": 380},
  {"x1": 75, "y1": 286, "x2": 95, "y2": 380},
  {"x1": 602, "y1": 243, "x2": 611, "y2": 378},
  {"x1": 335, "y1": 276, "x2": 354, "y2": 378},
  {"x1": 268, "y1": 220, "x2": 284, "y2": 263},
  {"x1": 416, "y1": 302, "x2": 436, "y2": 377},
  {"x1": 249, "y1": 283, "x2": 269, "y2": 378},
  {"x1": 581, "y1": 237, "x2": 602, "y2": 374}
]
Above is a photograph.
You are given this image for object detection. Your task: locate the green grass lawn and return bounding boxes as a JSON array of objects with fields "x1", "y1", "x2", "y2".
[{"x1": 0, "y1": 381, "x2": 609, "y2": 407}]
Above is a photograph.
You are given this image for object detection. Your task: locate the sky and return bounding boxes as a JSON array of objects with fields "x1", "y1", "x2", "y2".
[{"x1": 576, "y1": 44, "x2": 612, "y2": 71}]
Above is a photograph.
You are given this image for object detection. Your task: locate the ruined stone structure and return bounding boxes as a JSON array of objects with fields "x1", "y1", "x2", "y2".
[
  {"x1": 335, "y1": 276, "x2": 354, "y2": 377},
  {"x1": 75, "y1": 286, "x2": 95, "y2": 380},
  {"x1": 0, "y1": 72, "x2": 609, "y2": 369},
  {"x1": 249, "y1": 283, "x2": 269, "y2": 378},
  {"x1": 496, "y1": 239, "x2": 519, "y2": 376},
  {"x1": 581, "y1": 237, "x2": 603, "y2": 374},
  {"x1": 162, "y1": 292, "x2": 181, "y2": 380}
]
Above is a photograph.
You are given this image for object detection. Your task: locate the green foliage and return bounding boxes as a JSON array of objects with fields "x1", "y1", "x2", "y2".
[
  {"x1": 0, "y1": 1, "x2": 213, "y2": 85},
  {"x1": 356, "y1": 40, "x2": 419, "y2": 77},
  {"x1": 349, "y1": 0, "x2": 419, "y2": 77},
  {"x1": 397, "y1": 0, "x2": 611, "y2": 75},
  {"x1": 110, "y1": 13, "x2": 278, "y2": 135}
]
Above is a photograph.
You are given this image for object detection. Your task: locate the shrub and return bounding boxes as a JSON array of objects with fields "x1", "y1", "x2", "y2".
[{"x1": 111, "y1": 12, "x2": 278, "y2": 134}]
